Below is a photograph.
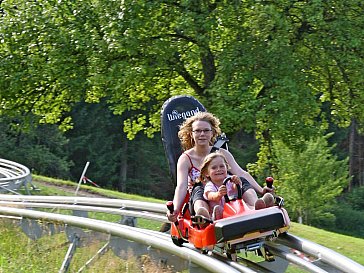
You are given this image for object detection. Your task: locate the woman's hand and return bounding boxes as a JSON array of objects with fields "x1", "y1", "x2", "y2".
[
  {"x1": 262, "y1": 185, "x2": 275, "y2": 195},
  {"x1": 166, "y1": 210, "x2": 178, "y2": 222}
]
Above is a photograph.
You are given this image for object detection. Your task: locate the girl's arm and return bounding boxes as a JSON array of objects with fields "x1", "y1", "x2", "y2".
[
  {"x1": 205, "y1": 186, "x2": 227, "y2": 202},
  {"x1": 230, "y1": 175, "x2": 241, "y2": 190},
  {"x1": 221, "y1": 149, "x2": 265, "y2": 195}
]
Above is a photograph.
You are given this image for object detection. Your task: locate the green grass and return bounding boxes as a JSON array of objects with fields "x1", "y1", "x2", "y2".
[
  {"x1": 288, "y1": 222, "x2": 364, "y2": 265},
  {"x1": 31, "y1": 175, "x2": 165, "y2": 231},
  {"x1": 4, "y1": 174, "x2": 363, "y2": 271},
  {"x1": 0, "y1": 220, "x2": 169, "y2": 273},
  {"x1": 32, "y1": 175, "x2": 165, "y2": 203}
]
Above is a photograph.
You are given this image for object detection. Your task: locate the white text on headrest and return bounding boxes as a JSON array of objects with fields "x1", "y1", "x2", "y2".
[{"x1": 167, "y1": 107, "x2": 201, "y2": 121}]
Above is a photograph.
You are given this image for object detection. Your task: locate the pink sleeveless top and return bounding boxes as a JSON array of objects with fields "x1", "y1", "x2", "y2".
[{"x1": 184, "y1": 153, "x2": 201, "y2": 193}]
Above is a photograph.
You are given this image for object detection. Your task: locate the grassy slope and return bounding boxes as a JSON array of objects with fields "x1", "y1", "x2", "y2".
[
  {"x1": 288, "y1": 222, "x2": 364, "y2": 265},
  {"x1": 31, "y1": 175, "x2": 364, "y2": 266}
]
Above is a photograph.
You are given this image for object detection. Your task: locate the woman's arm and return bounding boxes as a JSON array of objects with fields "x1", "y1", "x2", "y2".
[{"x1": 173, "y1": 154, "x2": 190, "y2": 213}]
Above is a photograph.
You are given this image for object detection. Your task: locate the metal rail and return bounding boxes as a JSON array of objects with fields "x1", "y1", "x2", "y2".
[
  {"x1": 0, "y1": 195, "x2": 166, "y2": 213},
  {"x1": 0, "y1": 206, "x2": 243, "y2": 273},
  {"x1": 0, "y1": 200, "x2": 167, "y2": 222},
  {"x1": 276, "y1": 233, "x2": 364, "y2": 273},
  {"x1": 1, "y1": 195, "x2": 363, "y2": 272},
  {"x1": 0, "y1": 158, "x2": 33, "y2": 194},
  {"x1": 0, "y1": 158, "x2": 31, "y2": 182}
]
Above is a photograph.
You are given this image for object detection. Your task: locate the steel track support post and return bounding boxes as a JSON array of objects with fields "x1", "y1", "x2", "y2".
[
  {"x1": 75, "y1": 162, "x2": 90, "y2": 196},
  {"x1": 119, "y1": 215, "x2": 137, "y2": 227},
  {"x1": 59, "y1": 233, "x2": 80, "y2": 273},
  {"x1": 76, "y1": 241, "x2": 110, "y2": 273}
]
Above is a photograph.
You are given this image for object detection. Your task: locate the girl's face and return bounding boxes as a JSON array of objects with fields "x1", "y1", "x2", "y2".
[
  {"x1": 206, "y1": 156, "x2": 228, "y2": 183},
  {"x1": 191, "y1": 120, "x2": 212, "y2": 146}
]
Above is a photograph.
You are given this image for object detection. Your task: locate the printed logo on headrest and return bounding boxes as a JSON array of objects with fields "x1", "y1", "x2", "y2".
[{"x1": 167, "y1": 107, "x2": 201, "y2": 121}]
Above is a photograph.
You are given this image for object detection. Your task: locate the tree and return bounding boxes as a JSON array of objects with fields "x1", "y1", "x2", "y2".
[
  {"x1": 1, "y1": 0, "x2": 364, "y2": 185},
  {"x1": 0, "y1": 116, "x2": 72, "y2": 178},
  {"x1": 65, "y1": 101, "x2": 172, "y2": 198},
  {"x1": 65, "y1": 101, "x2": 125, "y2": 189},
  {"x1": 274, "y1": 134, "x2": 349, "y2": 225}
]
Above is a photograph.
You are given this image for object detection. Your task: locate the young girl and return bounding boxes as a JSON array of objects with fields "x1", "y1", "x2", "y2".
[{"x1": 200, "y1": 152, "x2": 242, "y2": 221}]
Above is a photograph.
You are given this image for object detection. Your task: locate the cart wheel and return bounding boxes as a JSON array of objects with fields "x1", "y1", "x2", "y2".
[
  {"x1": 227, "y1": 251, "x2": 237, "y2": 261},
  {"x1": 262, "y1": 247, "x2": 275, "y2": 262},
  {"x1": 172, "y1": 237, "x2": 184, "y2": 247},
  {"x1": 201, "y1": 249, "x2": 209, "y2": 254}
]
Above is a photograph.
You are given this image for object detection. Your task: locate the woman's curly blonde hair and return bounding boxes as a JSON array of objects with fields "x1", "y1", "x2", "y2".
[{"x1": 178, "y1": 112, "x2": 221, "y2": 151}]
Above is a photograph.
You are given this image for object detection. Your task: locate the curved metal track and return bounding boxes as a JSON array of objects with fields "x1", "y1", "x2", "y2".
[
  {"x1": 0, "y1": 158, "x2": 32, "y2": 194},
  {"x1": 0, "y1": 206, "x2": 246, "y2": 273},
  {"x1": 0, "y1": 156, "x2": 362, "y2": 272},
  {"x1": 0, "y1": 195, "x2": 363, "y2": 272}
]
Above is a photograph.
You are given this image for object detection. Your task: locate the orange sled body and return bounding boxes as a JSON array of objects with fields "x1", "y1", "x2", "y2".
[{"x1": 170, "y1": 196, "x2": 290, "y2": 257}]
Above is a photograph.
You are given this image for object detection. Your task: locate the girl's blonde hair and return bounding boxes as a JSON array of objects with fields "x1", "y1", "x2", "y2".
[
  {"x1": 199, "y1": 152, "x2": 230, "y2": 183},
  {"x1": 178, "y1": 112, "x2": 221, "y2": 150}
]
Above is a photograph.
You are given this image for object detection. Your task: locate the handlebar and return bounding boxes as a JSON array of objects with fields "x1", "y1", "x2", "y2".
[
  {"x1": 266, "y1": 176, "x2": 274, "y2": 189},
  {"x1": 223, "y1": 176, "x2": 242, "y2": 203}
]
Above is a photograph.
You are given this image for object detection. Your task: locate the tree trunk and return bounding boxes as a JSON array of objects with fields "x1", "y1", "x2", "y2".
[
  {"x1": 347, "y1": 119, "x2": 364, "y2": 190},
  {"x1": 119, "y1": 140, "x2": 128, "y2": 192},
  {"x1": 358, "y1": 133, "x2": 364, "y2": 187},
  {"x1": 348, "y1": 120, "x2": 355, "y2": 192}
]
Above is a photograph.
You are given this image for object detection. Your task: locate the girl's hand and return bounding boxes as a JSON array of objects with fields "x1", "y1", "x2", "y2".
[
  {"x1": 230, "y1": 175, "x2": 241, "y2": 185},
  {"x1": 218, "y1": 185, "x2": 227, "y2": 197}
]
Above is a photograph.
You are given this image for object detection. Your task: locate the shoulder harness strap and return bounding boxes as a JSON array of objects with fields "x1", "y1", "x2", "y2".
[{"x1": 210, "y1": 134, "x2": 229, "y2": 153}]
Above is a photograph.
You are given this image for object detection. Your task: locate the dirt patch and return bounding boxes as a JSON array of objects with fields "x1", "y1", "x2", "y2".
[{"x1": 33, "y1": 180, "x2": 109, "y2": 198}]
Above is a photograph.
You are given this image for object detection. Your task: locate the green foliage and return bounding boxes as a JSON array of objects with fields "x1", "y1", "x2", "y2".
[
  {"x1": 274, "y1": 134, "x2": 349, "y2": 225},
  {"x1": 227, "y1": 130, "x2": 259, "y2": 171},
  {"x1": 65, "y1": 101, "x2": 125, "y2": 189},
  {"x1": 330, "y1": 204, "x2": 364, "y2": 238},
  {"x1": 124, "y1": 134, "x2": 173, "y2": 199},
  {"x1": 65, "y1": 101, "x2": 173, "y2": 199},
  {"x1": 325, "y1": 187, "x2": 364, "y2": 237},
  {"x1": 1, "y1": 0, "x2": 364, "y2": 145},
  {"x1": 1, "y1": 0, "x2": 364, "y2": 234},
  {"x1": 0, "y1": 116, "x2": 72, "y2": 178},
  {"x1": 246, "y1": 143, "x2": 273, "y2": 183},
  {"x1": 342, "y1": 186, "x2": 364, "y2": 211}
]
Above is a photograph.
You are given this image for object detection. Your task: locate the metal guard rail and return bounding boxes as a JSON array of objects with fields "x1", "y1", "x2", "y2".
[
  {"x1": 0, "y1": 206, "x2": 243, "y2": 273},
  {"x1": 1, "y1": 195, "x2": 363, "y2": 273},
  {"x1": 0, "y1": 158, "x2": 32, "y2": 193}
]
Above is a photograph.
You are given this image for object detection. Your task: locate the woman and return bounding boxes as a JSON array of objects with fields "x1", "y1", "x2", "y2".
[{"x1": 167, "y1": 111, "x2": 273, "y2": 222}]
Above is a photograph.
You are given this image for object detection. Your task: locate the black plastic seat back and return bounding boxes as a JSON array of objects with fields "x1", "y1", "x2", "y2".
[{"x1": 161, "y1": 95, "x2": 206, "y2": 185}]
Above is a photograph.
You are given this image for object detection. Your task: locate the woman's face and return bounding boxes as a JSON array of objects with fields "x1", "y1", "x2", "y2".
[
  {"x1": 191, "y1": 120, "x2": 212, "y2": 146},
  {"x1": 207, "y1": 156, "x2": 228, "y2": 183}
]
